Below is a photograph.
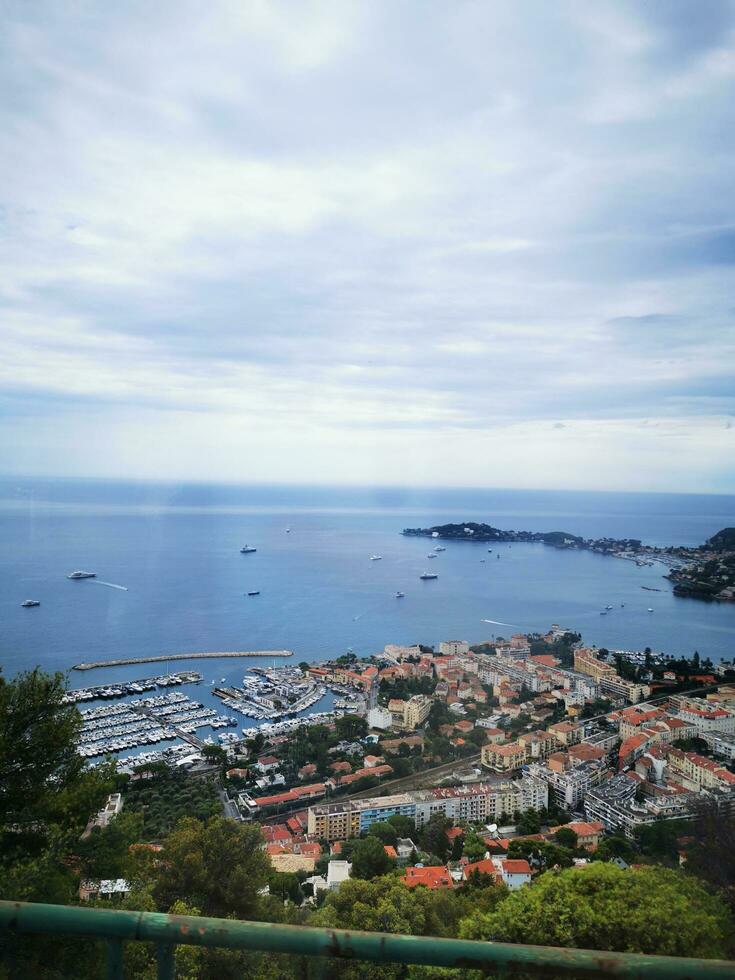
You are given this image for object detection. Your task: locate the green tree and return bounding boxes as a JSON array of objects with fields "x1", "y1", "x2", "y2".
[
  {"x1": 515, "y1": 808, "x2": 541, "y2": 835},
  {"x1": 0, "y1": 669, "x2": 84, "y2": 829},
  {"x1": 367, "y1": 821, "x2": 398, "y2": 846},
  {"x1": 269, "y1": 871, "x2": 304, "y2": 905},
  {"x1": 335, "y1": 714, "x2": 368, "y2": 741},
  {"x1": 386, "y1": 814, "x2": 415, "y2": 838},
  {"x1": 153, "y1": 816, "x2": 269, "y2": 917},
  {"x1": 77, "y1": 811, "x2": 145, "y2": 878},
  {"x1": 594, "y1": 833, "x2": 636, "y2": 865},
  {"x1": 460, "y1": 863, "x2": 732, "y2": 958},
  {"x1": 420, "y1": 814, "x2": 450, "y2": 861},
  {"x1": 350, "y1": 835, "x2": 395, "y2": 880},
  {"x1": 553, "y1": 826, "x2": 578, "y2": 850},
  {"x1": 201, "y1": 743, "x2": 228, "y2": 766},
  {"x1": 462, "y1": 832, "x2": 487, "y2": 863},
  {"x1": 636, "y1": 820, "x2": 680, "y2": 862}
]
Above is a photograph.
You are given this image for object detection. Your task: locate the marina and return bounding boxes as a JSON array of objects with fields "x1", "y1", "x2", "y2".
[
  {"x1": 62, "y1": 670, "x2": 203, "y2": 704},
  {"x1": 213, "y1": 665, "x2": 328, "y2": 720},
  {"x1": 77, "y1": 691, "x2": 237, "y2": 758}
]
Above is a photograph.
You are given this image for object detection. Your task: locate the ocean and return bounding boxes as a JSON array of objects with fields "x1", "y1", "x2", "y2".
[{"x1": 1, "y1": 479, "x2": 734, "y2": 735}]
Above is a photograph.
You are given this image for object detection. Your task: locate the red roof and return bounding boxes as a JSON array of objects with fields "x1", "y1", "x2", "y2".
[
  {"x1": 445, "y1": 827, "x2": 464, "y2": 841},
  {"x1": 384, "y1": 845, "x2": 398, "y2": 859},
  {"x1": 463, "y1": 859, "x2": 499, "y2": 880},
  {"x1": 401, "y1": 866, "x2": 454, "y2": 890},
  {"x1": 502, "y1": 859, "x2": 532, "y2": 875}
]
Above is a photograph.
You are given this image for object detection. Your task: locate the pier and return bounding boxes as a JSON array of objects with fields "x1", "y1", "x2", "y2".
[{"x1": 72, "y1": 650, "x2": 293, "y2": 671}]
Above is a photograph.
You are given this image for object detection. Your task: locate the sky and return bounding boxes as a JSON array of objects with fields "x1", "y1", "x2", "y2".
[{"x1": 2, "y1": 1, "x2": 735, "y2": 493}]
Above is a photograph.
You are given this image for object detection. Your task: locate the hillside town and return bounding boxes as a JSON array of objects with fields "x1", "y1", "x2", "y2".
[{"x1": 72, "y1": 625, "x2": 735, "y2": 909}]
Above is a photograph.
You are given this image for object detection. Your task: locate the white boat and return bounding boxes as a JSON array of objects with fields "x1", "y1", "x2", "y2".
[
  {"x1": 434, "y1": 546, "x2": 446, "y2": 552},
  {"x1": 68, "y1": 570, "x2": 96, "y2": 579},
  {"x1": 240, "y1": 545, "x2": 257, "y2": 554},
  {"x1": 420, "y1": 572, "x2": 438, "y2": 580},
  {"x1": 21, "y1": 599, "x2": 40, "y2": 607},
  {"x1": 427, "y1": 553, "x2": 437, "y2": 559},
  {"x1": 369, "y1": 555, "x2": 383, "y2": 561},
  {"x1": 394, "y1": 591, "x2": 405, "y2": 598},
  {"x1": 648, "y1": 608, "x2": 654, "y2": 612}
]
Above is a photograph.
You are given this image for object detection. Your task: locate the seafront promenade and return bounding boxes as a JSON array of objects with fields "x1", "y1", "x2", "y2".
[{"x1": 72, "y1": 650, "x2": 293, "y2": 670}]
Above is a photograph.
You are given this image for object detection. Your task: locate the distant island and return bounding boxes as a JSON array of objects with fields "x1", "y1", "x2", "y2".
[{"x1": 402, "y1": 522, "x2": 735, "y2": 603}]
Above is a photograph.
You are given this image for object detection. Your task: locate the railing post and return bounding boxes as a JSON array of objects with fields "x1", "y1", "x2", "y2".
[
  {"x1": 156, "y1": 941, "x2": 175, "y2": 980},
  {"x1": 106, "y1": 937, "x2": 124, "y2": 980}
]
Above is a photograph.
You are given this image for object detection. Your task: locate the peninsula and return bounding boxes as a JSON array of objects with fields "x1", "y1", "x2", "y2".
[{"x1": 402, "y1": 522, "x2": 735, "y2": 602}]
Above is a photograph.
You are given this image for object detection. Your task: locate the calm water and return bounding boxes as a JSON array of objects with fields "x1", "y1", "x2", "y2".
[{"x1": 1, "y1": 481, "x2": 734, "y2": 705}]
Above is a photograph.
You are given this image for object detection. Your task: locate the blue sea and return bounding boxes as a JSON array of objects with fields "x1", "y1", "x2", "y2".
[{"x1": 1, "y1": 480, "x2": 734, "y2": 730}]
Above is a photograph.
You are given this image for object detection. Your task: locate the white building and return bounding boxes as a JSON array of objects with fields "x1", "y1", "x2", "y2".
[
  {"x1": 326, "y1": 860, "x2": 352, "y2": 890},
  {"x1": 440, "y1": 640, "x2": 470, "y2": 657},
  {"x1": 367, "y1": 706, "x2": 393, "y2": 730}
]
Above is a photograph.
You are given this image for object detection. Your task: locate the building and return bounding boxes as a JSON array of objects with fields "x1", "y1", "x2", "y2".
[
  {"x1": 600, "y1": 675, "x2": 650, "y2": 704},
  {"x1": 439, "y1": 640, "x2": 470, "y2": 657},
  {"x1": 550, "y1": 820, "x2": 605, "y2": 849},
  {"x1": 307, "y1": 778, "x2": 547, "y2": 841},
  {"x1": 403, "y1": 695, "x2": 433, "y2": 730},
  {"x1": 326, "y1": 860, "x2": 352, "y2": 890},
  {"x1": 481, "y1": 741, "x2": 527, "y2": 772},
  {"x1": 81, "y1": 793, "x2": 123, "y2": 839},
  {"x1": 703, "y1": 731, "x2": 735, "y2": 762},
  {"x1": 528, "y1": 756, "x2": 610, "y2": 810},
  {"x1": 574, "y1": 649, "x2": 617, "y2": 682},
  {"x1": 547, "y1": 721, "x2": 582, "y2": 746},
  {"x1": 79, "y1": 879, "x2": 130, "y2": 902},
  {"x1": 499, "y1": 859, "x2": 532, "y2": 890},
  {"x1": 401, "y1": 866, "x2": 454, "y2": 890},
  {"x1": 665, "y1": 748, "x2": 735, "y2": 792},
  {"x1": 367, "y1": 706, "x2": 393, "y2": 730},
  {"x1": 518, "y1": 729, "x2": 560, "y2": 760}
]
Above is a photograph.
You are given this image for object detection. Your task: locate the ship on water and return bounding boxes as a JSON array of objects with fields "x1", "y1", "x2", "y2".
[
  {"x1": 21, "y1": 599, "x2": 40, "y2": 607},
  {"x1": 68, "y1": 570, "x2": 96, "y2": 579},
  {"x1": 240, "y1": 545, "x2": 257, "y2": 554},
  {"x1": 420, "y1": 572, "x2": 438, "y2": 580}
]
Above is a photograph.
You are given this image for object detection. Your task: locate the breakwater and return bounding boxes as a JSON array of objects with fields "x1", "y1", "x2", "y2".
[{"x1": 72, "y1": 650, "x2": 293, "y2": 671}]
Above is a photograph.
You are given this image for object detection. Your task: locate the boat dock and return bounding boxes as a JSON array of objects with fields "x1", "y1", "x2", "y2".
[
  {"x1": 72, "y1": 650, "x2": 293, "y2": 671},
  {"x1": 62, "y1": 670, "x2": 202, "y2": 704}
]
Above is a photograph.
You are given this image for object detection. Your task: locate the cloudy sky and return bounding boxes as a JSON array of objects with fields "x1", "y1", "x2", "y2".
[{"x1": 2, "y1": 1, "x2": 735, "y2": 492}]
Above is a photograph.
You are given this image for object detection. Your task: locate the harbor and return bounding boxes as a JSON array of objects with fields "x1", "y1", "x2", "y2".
[
  {"x1": 72, "y1": 650, "x2": 293, "y2": 670},
  {"x1": 77, "y1": 691, "x2": 237, "y2": 758},
  {"x1": 62, "y1": 670, "x2": 203, "y2": 704},
  {"x1": 213, "y1": 664, "x2": 328, "y2": 720}
]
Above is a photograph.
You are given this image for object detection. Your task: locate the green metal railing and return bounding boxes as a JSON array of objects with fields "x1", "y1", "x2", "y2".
[{"x1": 1, "y1": 900, "x2": 734, "y2": 979}]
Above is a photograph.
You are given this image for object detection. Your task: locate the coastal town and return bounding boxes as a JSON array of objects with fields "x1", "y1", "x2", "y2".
[{"x1": 71, "y1": 622, "x2": 735, "y2": 907}]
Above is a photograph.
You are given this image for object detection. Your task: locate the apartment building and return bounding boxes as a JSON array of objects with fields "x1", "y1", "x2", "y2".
[
  {"x1": 574, "y1": 648, "x2": 617, "y2": 682},
  {"x1": 528, "y1": 755, "x2": 610, "y2": 809},
  {"x1": 306, "y1": 778, "x2": 548, "y2": 841},
  {"x1": 600, "y1": 674, "x2": 651, "y2": 704},
  {"x1": 439, "y1": 640, "x2": 470, "y2": 656},
  {"x1": 518, "y1": 729, "x2": 560, "y2": 760},
  {"x1": 665, "y1": 748, "x2": 735, "y2": 792},
  {"x1": 481, "y1": 741, "x2": 527, "y2": 772},
  {"x1": 403, "y1": 694, "x2": 433, "y2": 729}
]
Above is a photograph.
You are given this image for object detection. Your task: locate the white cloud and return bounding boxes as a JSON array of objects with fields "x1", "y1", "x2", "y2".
[{"x1": 1, "y1": 0, "x2": 734, "y2": 491}]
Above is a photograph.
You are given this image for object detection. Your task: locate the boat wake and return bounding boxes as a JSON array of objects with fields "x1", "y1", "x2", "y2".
[
  {"x1": 481, "y1": 618, "x2": 517, "y2": 627},
  {"x1": 93, "y1": 581, "x2": 129, "y2": 591}
]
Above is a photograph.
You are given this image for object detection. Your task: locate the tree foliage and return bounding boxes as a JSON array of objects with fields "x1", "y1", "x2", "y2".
[
  {"x1": 153, "y1": 816, "x2": 269, "y2": 917},
  {"x1": 350, "y1": 835, "x2": 395, "y2": 880},
  {"x1": 460, "y1": 863, "x2": 732, "y2": 958}
]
